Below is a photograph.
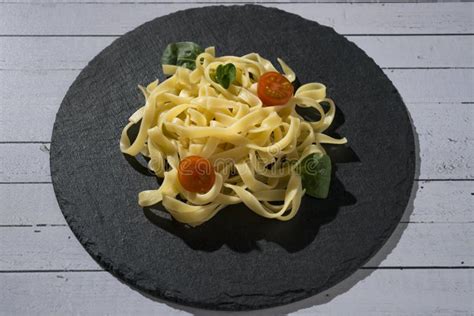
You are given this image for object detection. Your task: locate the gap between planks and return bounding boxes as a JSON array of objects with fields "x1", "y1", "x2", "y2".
[
  {"x1": 2, "y1": 67, "x2": 472, "y2": 71},
  {"x1": 2, "y1": 33, "x2": 474, "y2": 37},
  {"x1": 1, "y1": 267, "x2": 473, "y2": 273},
  {"x1": 3, "y1": 179, "x2": 474, "y2": 183},
  {"x1": 3, "y1": 1, "x2": 471, "y2": 4}
]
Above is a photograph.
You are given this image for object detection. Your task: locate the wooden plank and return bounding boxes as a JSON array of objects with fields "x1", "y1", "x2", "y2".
[
  {"x1": 403, "y1": 181, "x2": 474, "y2": 223},
  {"x1": 1, "y1": 36, "x2": 473, "y2": 70},
  {"x1": 0, "y1": 226, "x2": 100, "y2": 270},
  {"x1": 410, "y1": 103, "x2": 474, "y2": 180},
  {"x1": 2, "y1": 69, "x2": 471, "y2": 107},
  {"x1": 0, "y1": 143, "x2": 51, "y2": 183},
  {"x1": 1, "y1": 180, "x2": 473, "y2": 226},
  {"x1": 383, "y1": 69, "x2": 473, "y2": 103},
  {"x1": 0, "y1": 184, "x2": 66, "y2": 225},
  {"x1": 0, "y1": 37, "x2": 116, "y2": 70},
  {"x1": 1, "y1": 270, "x2": 472, "y2": 315},
  {"x1": 2, "y1": 102, "x2": 473, "y2": 181},
  {"x1": 349, "y1": 35, "x2": 474, "y2": 68},
  {"x1": 0, "y1": 222, "x2": 472, "y2": 271},
  {"x1": 0, "y1": 3, "x2": 472, "y2": 36},
  {"x1": 0, "y1": 101, "x2": 57, "y2": 142}
]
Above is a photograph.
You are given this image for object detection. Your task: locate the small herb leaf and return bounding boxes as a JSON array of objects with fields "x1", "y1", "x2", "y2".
[
  {"x1": 161, "y1": 42, "x2": 204, "y2": 70},
  {"x1": 215, "y1": 63, "x2": 236, "y2": 89},
  {"x1": 296, "y1": 153, "x2": 332, "y2": 199}
]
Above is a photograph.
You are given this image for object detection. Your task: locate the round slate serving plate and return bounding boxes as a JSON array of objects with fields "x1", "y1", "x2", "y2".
[{"x1": 51, "y1": 5, "x2": 415, "y2": 311}]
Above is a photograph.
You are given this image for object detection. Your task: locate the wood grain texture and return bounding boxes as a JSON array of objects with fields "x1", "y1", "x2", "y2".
[
  {"x1": 0, "y1": 143, "x2": 51, "y2": 182},
  {"x1": 401, "y1": 181, "x2": 474, "y2": 223},
  {"x1": 0, "y1": 2, "x2": 472, "y2": 314},
  {"x1": 410, "y1": 103, "x2": 474, "y2": 180},
  {"x1": 2, "y1": 36, "x2": 473, "y2": 70},
  {"x1": 1, "y1": 270, "x2": 472, "y2": 315},
  {"x1": 350, "y1": 35, "x2": 474, "y2": 68},
  {"x1": 2, "y1": 103, "x2": 473, "y2": 180},
  {"x1": 0, "y1": 184, "x2": 66, "y2": 225},
  {"x1": 2, "y1": 181, "x2": 472, "y2": 226},
  {"x1": 0, "y1": 3, "x2": 473, "y2": 35}
]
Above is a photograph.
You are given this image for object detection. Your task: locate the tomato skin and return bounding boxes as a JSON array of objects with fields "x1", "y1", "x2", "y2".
[
  {"x1": 257, "y1": 71, "x2": 294, "y2": 106},
  {"x1": 178, "y1": 156, "x2": 216, "y2": 193}
]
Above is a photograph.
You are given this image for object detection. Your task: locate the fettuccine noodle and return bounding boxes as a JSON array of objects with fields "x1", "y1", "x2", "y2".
[{"x1": 120, "y1": 47, "x2": 346, "y2": 226}]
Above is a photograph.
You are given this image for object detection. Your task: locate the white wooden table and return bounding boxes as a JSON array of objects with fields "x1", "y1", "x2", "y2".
[{"x1": 1, "y1": 1, "x2": 473, "y2": 315}]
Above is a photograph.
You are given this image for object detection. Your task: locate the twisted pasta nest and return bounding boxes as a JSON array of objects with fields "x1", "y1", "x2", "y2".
[{"x1": 120, "y1": 47, "x2": 346, "y2": 226}]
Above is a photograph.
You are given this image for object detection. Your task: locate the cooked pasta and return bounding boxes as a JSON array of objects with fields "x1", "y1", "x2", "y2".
[{"x1": 120, "y1": 46, "x2": 346, "y2": 226}]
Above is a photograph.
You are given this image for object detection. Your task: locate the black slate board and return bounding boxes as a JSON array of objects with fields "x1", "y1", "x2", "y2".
[{"x1": 50, "y1": 5, "x2": 415, "y2": 311}]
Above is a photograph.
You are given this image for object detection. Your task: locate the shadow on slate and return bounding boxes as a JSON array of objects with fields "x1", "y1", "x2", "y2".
[
  {"x1": 144, "y1": 174, "x2": 356, "y2": 253},
  {"x1": 50, "y1": 4, "x2": 416, "y2": 311}
]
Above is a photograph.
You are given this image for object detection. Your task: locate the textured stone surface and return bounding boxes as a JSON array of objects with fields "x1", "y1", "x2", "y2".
[{"x1": 50, "y1": 5, "x2": 415, "y2": 311}]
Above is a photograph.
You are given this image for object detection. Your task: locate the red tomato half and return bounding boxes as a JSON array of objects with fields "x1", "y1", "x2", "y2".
[
  {"x1": 178, "y1": 156, "x2": 216, "y2": 193},
  {"x1": 257, "y1": 71, "x2": 294, "y2": 106}
]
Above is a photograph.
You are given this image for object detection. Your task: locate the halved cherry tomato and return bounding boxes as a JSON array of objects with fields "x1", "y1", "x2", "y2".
[
  {"x1": 178, "y1": 155, "x2": 216, "y2": 193},
  {"x1": 257, "y1": 71, "x2": 294, "y2": 106}
]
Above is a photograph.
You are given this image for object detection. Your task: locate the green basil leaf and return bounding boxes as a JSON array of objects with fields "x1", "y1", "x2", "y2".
[
  {"x1": 160, "y1": 42, "x2": 203, "y2": 70},
  {"x1": 297, "y1": 153, "x2": 332, "y2": 199},
  {"x1": 215, "y1": 63, "x2": 236, "y2": 89}
]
